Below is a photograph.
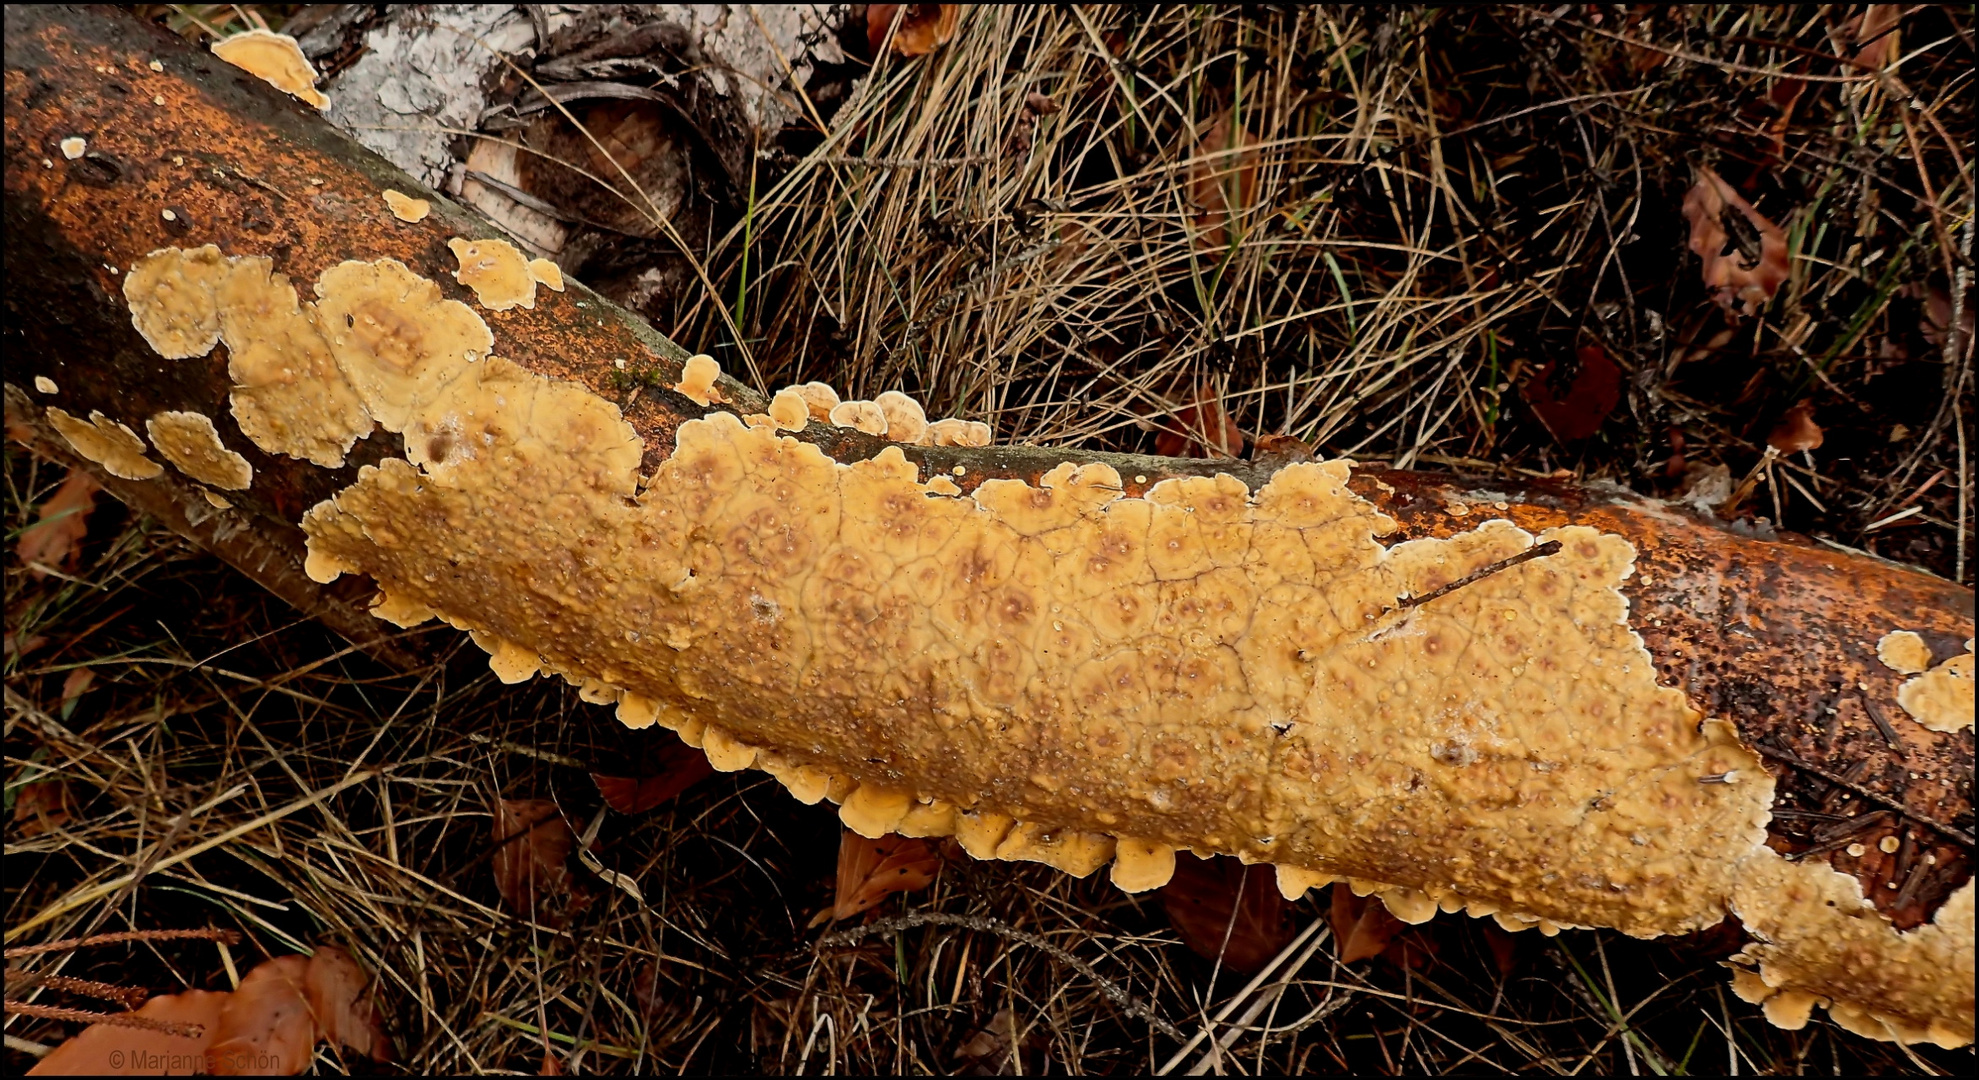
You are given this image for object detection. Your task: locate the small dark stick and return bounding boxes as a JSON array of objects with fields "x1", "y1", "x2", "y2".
[{"x1": 1398, "y1": 539, "x2": 1564, "y2": 610}]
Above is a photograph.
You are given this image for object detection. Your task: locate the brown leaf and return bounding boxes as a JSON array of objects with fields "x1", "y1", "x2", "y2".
[
  {"x1": 1522, "y1": 345, "x2": 1622, "y2": 444},
  {"x1": 867, "y1": 4, "x2": 960, "y2": 58},
  {"x1": 812, "y1": 828, "x2": 941, "y2": 926},
  {"x1": 493, "y1": 798, "x2": 578, "y2": 922},
  {"x1": 1327, "y1": 886, "x2": 1437, "y2": 969},
  {"x1": 591, "y1": 740, "x2": 714, "y2": 814},
  {"x1": 1327, "y1": 885, "x2": 1406, "y2": 963},
  {"x1": 302, "y1": 946, "x2": 392, "y2": 1063},
  {"x1": 11, "y1": 776, "x2": 75, "y2": 838},
  {"x1": 16, "y1": 471, "x2": 99, "y2": 575},
  {"x1": 1767, "y1": 401, "x2": 1824, "y2": 454},
  {"x1": 1188, "y1": 112, "x2": 1260, "y2": 248},
  {"x1": 1023, "y1": 91, "x2": 1059, "y2": 116},
  {"x1": 207, "y1": 955, "x2": 317, "y2": 1075},
  {"x1": 1681, "y1": 166, "x2": 1790, "y2": 317},
  {"x1": 27, "y1": 988, "x2": 229, "y2": 1075},
  {"x1": 1158, "y1": 854, "x2": 1294, "y2": 973},
  {"x1": 1851, "y1": 5, "x2": 1902, "y2": 70},
  {"x1": 1156, "y1": 382, "x2": 1244, "y2": 459},
  {"x1": 952, "y1": 1006, "x2": 1025, "y2": 1074}
]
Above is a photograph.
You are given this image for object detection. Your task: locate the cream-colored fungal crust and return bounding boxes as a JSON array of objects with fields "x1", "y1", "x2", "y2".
[
  {"x1": 33, "y1": 376, "x2": 57, "y2": 394},
  {"x1": 202, "y1": 489, "x2": 234, "y2": 510},
  {"x1": 218, "y1": 256, "x2": 373, "y2": 467},
  {"x1": 210, "y1": 30, "x2": 328, "y2": 109},
  {"x1": 1895, "y1": 643, "x2": 1974, "y2": 733},
  {"x1": 675, "y1": 355, "x2": 722, "y2": 406},
  {"x1": 145, "y1": 411, "x2": 252, "y2": 490},
  {"x1": 143, "y1": 250, "x2": 1966, "y2": 1046},
  {"x1": 59, "y1": 136, "x2": 85, "y2": 160},
  {"x1": 875, "y1": 391, "x2": 929, "y2": 444},
  {"x1": 1732, "y1": 855, "x2": 1974, "y2": 1048},
  {"x1": 46, "y1": 408, "x2": 163, "y2": 480},
  {"x1": 829, "y1": 400, "x2": 888, "y2": 436},
  {"x1": 793, "y1": 382, "x2": 840, "y2": 422},
  {"x1": 1876, "y1": 630, "x2": 1932, "y2": 675},
  {"x1": 768, "y1": 389, "x2": 810, "y2": 432},
  {"x1": 382, "y1": 189, "x2": 431, "y2": 223},
  {"x1": 926, "y1": 418, "x2": 992, "y2": 447},
  {"x1": 528, "y1": 258, "x2": 565, "y2": 292},
  {"x1": 312, "y1": 259, "x2": 492, "y2": 432},
  {"x1": 448, "y1": 238, "x2": 536, "y2": 310},
  {"x1": 125, "y1": 244, "x2": 230, "y2": 359}
]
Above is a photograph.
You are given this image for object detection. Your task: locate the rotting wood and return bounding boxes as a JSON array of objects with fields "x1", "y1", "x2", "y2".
[{"x1": 3, "y1": 6, "x2": 1972, "y2": 1047}]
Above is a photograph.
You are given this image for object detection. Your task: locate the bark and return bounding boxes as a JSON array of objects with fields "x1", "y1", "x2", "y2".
[{"x1": 4, "y1": 6, "x2": 1974, "y2": 1041}]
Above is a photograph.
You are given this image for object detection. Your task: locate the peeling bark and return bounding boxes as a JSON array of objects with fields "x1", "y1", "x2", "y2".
[{"x1": 4, "y1": 7, "x2": 1973, "y2": 1044}]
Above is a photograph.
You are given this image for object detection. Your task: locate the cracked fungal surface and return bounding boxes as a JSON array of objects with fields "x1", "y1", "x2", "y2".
[{"x1": 115, "y1": 247, "x2": 1975, "y2": 1047}]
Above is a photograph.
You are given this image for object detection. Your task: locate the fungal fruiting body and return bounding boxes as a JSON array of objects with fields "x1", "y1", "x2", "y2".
[
  {"x1": 448, "y1": 237, "x2": 536, "y2": 310},
  {"x1": 107, "y1": 248, "x2": 1975, "y2": 1048},
  {"x1": 382, "y1": 189, "x2": 431, "y2": 223},
  {"x1": 145, "y1": 410, "x2": 252, "y2": 490},
  {"x1": 209, "y1": 30, "x2": 328, "y2": 109}
]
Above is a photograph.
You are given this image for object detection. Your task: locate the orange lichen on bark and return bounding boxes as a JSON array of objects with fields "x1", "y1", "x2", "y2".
[
  {"x1": 145, "y1": 410, "x2": 251, "y2": 490},
  {"x1": 46, "y1": 407, "x2": 162, "y2": 480},
  {"x1": 119, "y1": 247, "x2": 1970, "y2": 1047},
  {"x1": 210, "y1": 29, "x2": 328, "y2": 110}
]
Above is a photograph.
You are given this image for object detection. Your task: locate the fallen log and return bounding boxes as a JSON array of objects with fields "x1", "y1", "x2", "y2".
[{"x1": 4, "y1": 5, "x2": 1971, "y2": 1046}]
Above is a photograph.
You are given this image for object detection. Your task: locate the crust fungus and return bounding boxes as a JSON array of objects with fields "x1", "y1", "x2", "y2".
[
  {"x1": 124, "y1": 245, "x2": 230, "y2": 359},
  {"x1": 46, "y1": 408, "x2": 162, "y2": 480},
  {"x1": 528, "y1": 258, "x2": 565, "y2": 292},
  {"x1": 59, "y1": 136, "x2": 86, "y2": 159},
  {"x1": 145, "y1": 411, "x2": 252, "y2": 490},
  {"x1": 1877, "y1": 629, "x2": 1934, "y2": 674},
  {"x1": 202, "y1": 490, "x2": 233, "y2": 510},
  {"x1": 1895, "y1": 642, "x2": 1974, "y2": 733},
  {"x1": 926, "y1": 417, "x2": 992, "y2": 447},
  {"x1": 241, "y1": 252, "x2": 1967, "y2": 1046},
  {"x1": 33, "y1": 376, "x2": 57, "y2": 394},
  {"x1": 829, "y1": 400, "x2": 888, "y2": 436},
  {"x1": 674, "y1": 354, "x2": 722, "y2": 406},
  {"x1": 447, "y1": 237, "x2": 536, "y2": 311},
  {"x1": 381, "y1": 189, "x2": 430, "y2": 223},
  {"x1": 792, "y1": 382, "x2": 840, "y2": 422},
  {"x1": 217, "y1": 255, "x2": 373, "y2": 467},
  {"x1": 768, "y1": 388, "x2": 811, "y2": 432},
  {"x1": 874, "y1": 390, "x2": 929, "y2": 444},
  {"x1": 311, "y1": 258, "x2": 493, "y2": 432},
  {"x1": 210, "y1": 29, "x2": 328, "y2": 110}
]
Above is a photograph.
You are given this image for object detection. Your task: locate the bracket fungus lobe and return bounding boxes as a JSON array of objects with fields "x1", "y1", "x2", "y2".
[
  {"x1": 145, "y1": 410, "x2": 252, "y2": 490},
  {"x1": 210, "y1": 29, "x2": 328, "y2": 110},
  {"x1": 448, "y1": 237, "x2": 535, "y2": 310},
  {"x1": 381, "y1": 189, "x2": 430, "y2": 223},
  {"x1": 120, "y1": 245, "x2": 1970, "y2": 1048},
  {"x1": 46, "y1": 407, "x2": 163, "y2": 480}
]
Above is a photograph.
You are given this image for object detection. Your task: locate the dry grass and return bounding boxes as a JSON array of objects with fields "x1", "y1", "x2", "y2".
[{"x1": 7, "y1": 3, "x2": 1974, "y2": 1075}]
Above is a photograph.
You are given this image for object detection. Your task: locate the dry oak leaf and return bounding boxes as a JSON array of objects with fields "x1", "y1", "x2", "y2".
[
  {"x1": 1682, "y1": 166, "x2": 1790, "y2": 317},
  {"x1": 1767, "y1": 401, "x2": 1824, "y2": 454},
  {"x1": 493, "y1": 797, "x2": 579, "y2": 923},
  {"x1": 1328, "y1": 885, "x2": 1436, "y2": 969},
  {"x1": 26, "y1": 947, "x2": 388, "y2": 1076},
  {"x1": 1155, "y1": 382, "x2": 1244, "y2": 459},
  {"x1": 867, "y1": 4, "x2": 960, "y2": 58},
  {"x1": 10, "y1": 775, "x2": 75, "y2": 838},
  {"x1": 811, "y1": 827, "x2": 942, "y2": 926},
  {"x1": 1158, "y1": 854, "x2": 1295, "y2": 973},
  {"x1": 591, "y1": 738, "x2": 715, "y2": 814},
  {"x1": 15, "y1": 470, "x2": 99, "y2": 575},
  {"x1": 1188, "y1": 112, "x2": 1261, "y2": 248},
  {"x1": 27, "y1": 988, "x2": 229, "y2": 1075},
  {"x1": 1522, "y1": 344, "x2": 1622, "y2": 444}
]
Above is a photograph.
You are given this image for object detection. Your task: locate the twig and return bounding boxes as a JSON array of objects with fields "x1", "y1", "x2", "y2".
[
  {"x1": 1398, "y1": 540, "x2": 1563, "y2": 610},
  {"x1": 1751, "y1": 743, "x2": 1973, "y2": 847},
  {"x1": 815, "y1": 911, "x2": 1184, "y2": 1041},
  {"x1": 5, "y1": 927, "x2": 240, "y2": 961},
  {"x1": 3, "y1": 1000, "x2": 205, "y2": 1039}
]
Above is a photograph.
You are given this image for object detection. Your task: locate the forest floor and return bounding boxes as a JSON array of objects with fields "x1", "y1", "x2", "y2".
[{"x1": 6, "y1": 4, "x2": 1973, "y2": 1074}]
